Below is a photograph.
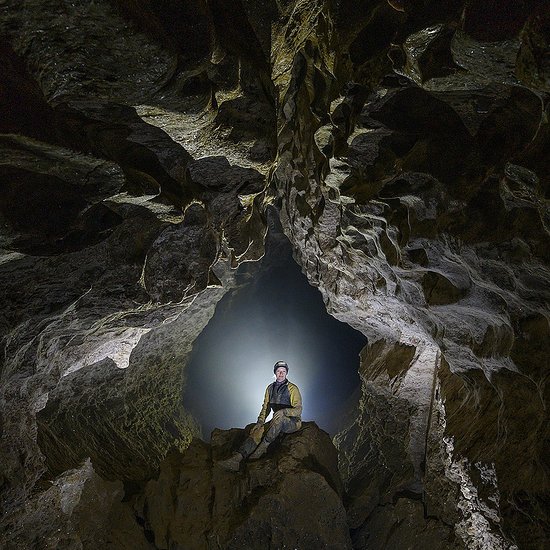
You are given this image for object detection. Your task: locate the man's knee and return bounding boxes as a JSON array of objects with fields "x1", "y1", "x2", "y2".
[
  {"x1": 265, "y1": 416, "x2": 300, "y2": 443},
  {"x1": 282, "y1": 418, "x2": 301, "y2": 434},
  {"x1": 265, "y1": 416, "x2": 282, "y2": 439}
]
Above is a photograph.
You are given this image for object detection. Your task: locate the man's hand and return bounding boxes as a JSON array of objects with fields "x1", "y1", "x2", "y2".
[
  {"x1": 251, "y1": 421, "x2": 264, "y2": 435},
  {"x1": 271, "y1": 410, "x2": 285, "y2": 422}
]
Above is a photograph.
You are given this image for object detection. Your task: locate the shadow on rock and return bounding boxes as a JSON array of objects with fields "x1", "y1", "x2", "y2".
[{"x1": 135, "y1": 422, "x2": 352, "y2": 549}]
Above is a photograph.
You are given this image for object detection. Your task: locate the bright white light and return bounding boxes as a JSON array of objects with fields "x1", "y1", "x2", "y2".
[
  {"x1": 183, "y1": 294, "x2": 357, "y2": 437},
  {"x1": 184, "y1": 230, "x2": 365, "y2": 439},
  {"x1": 213, "y1": 347, "x2": 313, "y2": 428}
]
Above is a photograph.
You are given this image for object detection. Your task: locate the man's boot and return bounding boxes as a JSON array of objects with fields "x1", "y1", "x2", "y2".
[
  {"x1": 249, "y1": 440, "x2": 269, "y2": 460},
  {"x1": 217, "y1": 452, "x2": 243, "y2": 472}
]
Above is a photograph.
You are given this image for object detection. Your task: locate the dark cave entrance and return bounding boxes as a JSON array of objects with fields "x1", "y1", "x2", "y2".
[{"x1": 184, "y1": 214, "x2": 367, "y2": 439}]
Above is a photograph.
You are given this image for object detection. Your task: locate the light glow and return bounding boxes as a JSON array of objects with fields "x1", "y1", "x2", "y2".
[{"x1": 184, "y1": 230, "x2": 366, "y2": 439}]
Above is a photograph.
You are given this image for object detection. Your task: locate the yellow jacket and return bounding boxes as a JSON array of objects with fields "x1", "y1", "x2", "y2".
[{"x1": 257, "y1": 380, "x2": 302, "y2": 423}]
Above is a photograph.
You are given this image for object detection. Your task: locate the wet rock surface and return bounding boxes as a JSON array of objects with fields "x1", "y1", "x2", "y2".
[{"x1": 0, "y1": 0, "x2": 549, "y2": 548}]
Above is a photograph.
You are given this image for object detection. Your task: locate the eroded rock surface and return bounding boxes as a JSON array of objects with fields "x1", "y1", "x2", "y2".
[
  {"x1": 3, "y1": 459, "x2": 151, "y2": 550},
  {"x1": 0, "y1": 0, "x2": 549, "y2": 548},
  {"x1": 3, "y1": 424, "x2": 351, "y2": 549},
  {"x1": 135, "y1": 422, "x2": 351, "y2": 550}
]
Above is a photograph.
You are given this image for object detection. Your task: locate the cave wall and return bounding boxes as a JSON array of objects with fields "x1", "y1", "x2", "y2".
[
  {"x1": 0, "y1": 0, "x2": 268, "y2": 526},
  {"x1": 0, "y1": 0, "x2": 548, "y2": 548},
  {"x1": 268, "y1": 1, "x2": 549, "y2": 547}
]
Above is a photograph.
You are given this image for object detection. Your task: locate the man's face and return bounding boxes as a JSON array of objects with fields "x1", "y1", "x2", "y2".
[{"x1": 275, "y1": 367, "x2": 287, "y2": 382}]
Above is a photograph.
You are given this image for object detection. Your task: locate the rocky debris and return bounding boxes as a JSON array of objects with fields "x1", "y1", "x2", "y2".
[
  {"x1": 2, "y1": 424, "x2": 351, "y2": 549},
  {"x1": 135, "y1": 422, "x2": 351, "y2": 550}
]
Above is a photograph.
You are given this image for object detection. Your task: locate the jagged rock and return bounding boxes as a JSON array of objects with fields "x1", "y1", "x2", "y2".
[
  {"x1": 422, "y1": 270, "x2": 470, "y2": 305},
  {"x1": 133, "y1": 423, "x2": 351, "y2": 550},
  {"x1": 517, "y1": 7, "x2": 550, "y2": 91},
  {"x1": 142, "y1": 203, "x2": 218, "y2": 302},
  {"x1": 0, "y1": 0, "x2": 549, "y2": 548},
  {"x1": 352, "y1": 497, "x2": 461, "y2": 550},
  {"x1": 54, "y1": 101, "x2": 194, "y2": 205},
  {"x1": 1, "y1": 459, "x2": 150, "y2": 550}
]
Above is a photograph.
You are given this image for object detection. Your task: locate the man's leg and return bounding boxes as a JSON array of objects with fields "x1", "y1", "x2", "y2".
[
  {"x1": 264, "y1": 416, "x2": 301, "y2": 444},
  {"x1": 238, "y1": 436, "x2": 259, "y2": 458},
  {"x1": 249, "y1": 416, "x2": 301, "y2": 459},
  {"x1": 217, "y1": 424, "x2": 265, "y2": 471}
]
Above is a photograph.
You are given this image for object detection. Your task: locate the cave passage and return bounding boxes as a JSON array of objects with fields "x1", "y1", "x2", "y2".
[{"x1": 184, "y1": 223, "x2": 367, "y2": 439}]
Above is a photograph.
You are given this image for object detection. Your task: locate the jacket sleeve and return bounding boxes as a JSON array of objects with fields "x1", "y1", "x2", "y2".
[
  {"x1": 257, "y1": 385, "x2": 271, "y2": 424},
  {"x1": 283, "y1": 383, "x2": 302, "y2": 418}
]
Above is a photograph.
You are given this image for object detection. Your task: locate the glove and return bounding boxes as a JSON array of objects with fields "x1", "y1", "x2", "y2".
[{"x1": 250, "y1": 421, "x2": 264, "y2": 443}]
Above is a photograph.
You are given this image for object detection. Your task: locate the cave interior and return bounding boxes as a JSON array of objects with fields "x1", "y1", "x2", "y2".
[{"x1": 0, "y1": 0, "x2": 549, "y2": 549}]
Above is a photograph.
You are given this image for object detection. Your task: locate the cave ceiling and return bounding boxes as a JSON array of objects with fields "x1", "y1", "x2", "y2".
[{"x1": 0, "y1": 0, "x2": 549, "y2": 548}]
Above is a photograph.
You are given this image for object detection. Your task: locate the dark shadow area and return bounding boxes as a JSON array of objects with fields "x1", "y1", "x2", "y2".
[
  {"x1": 184, "y1": 212, "x2": 367, "y2": 439},
  {"x1": 0, "y1": 167, "x2": 123, "y2": 256}
]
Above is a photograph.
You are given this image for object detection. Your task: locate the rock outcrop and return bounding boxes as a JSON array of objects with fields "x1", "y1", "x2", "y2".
[
  {"x1": 3, "y1": 459, "x2": 151, "y2": 550},
  {"x1": 2, "y1": 423, "x2": 351, "y2": 550},
  {"x1": 136, "y1": 422, "x2": 351, "y2": 550},
  {"x1": 0, "y1": 0, "x2": 548, "y2": 548}
]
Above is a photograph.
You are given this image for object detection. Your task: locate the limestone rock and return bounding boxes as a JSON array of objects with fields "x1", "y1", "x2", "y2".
[
  {"x1": 353, "y1": 497, "x2": 461, "y2": 550},
  {"x1": 1, "y1": 459, "x2": 150, "y2": 550},
  {"x1": 134, "y1": 423, "x2": 351, "y2": 550},
  {"x1": 0, "y1": 0, "x2": 549, "y2": 548}
]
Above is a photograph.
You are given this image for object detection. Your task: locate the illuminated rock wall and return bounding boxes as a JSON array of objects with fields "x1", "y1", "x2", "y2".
[{"x1": 0, "y1": 0, "x2": 548, "y2": 548}]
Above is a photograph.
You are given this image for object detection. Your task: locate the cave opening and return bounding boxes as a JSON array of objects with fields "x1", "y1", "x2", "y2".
[{"x1": 184, "y1": 216, "x2": 367, "y2": 439}]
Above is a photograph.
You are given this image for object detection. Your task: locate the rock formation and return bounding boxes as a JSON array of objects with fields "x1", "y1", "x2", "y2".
[
  {"x1": 138, "y1": 422, "x2": 351, "y2": 550},
  {"x1": 0, "y1": 0, "x2": 548, "y2": 548},
  {"x1": 5, "y1": 423, "x2": 351, "y2": 549}
]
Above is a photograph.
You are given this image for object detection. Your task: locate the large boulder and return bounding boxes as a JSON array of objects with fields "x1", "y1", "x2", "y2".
[{"x1": 135, "y1": 422, "x2": 352, "y2": 550}]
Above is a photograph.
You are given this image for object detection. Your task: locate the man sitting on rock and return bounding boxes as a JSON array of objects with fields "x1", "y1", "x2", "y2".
[{"x1": 218, "y1": 360, "x2": 303, "y2": 471}]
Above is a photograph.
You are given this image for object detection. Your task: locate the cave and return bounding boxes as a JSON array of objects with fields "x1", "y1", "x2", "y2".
[
  {"x1": 0, "y1": 1, "x2": 549, "y2": 549},
  {"x1": 184, "y1": 216, "x2": 365, "y2": 438}
]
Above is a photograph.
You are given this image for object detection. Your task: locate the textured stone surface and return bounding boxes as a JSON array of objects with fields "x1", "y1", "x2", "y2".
[
  {"x1": 0, "y1": 0, "x2": 549, "y2": 548},
  {"x1": 267, "y1": 2, "x2": 549, "y2": 547},
  {"x1": 0, "y1": 15, "x2": 267, "y2": 537},
  {"x1": 2, "y1": 424, "x2": 349, "y2": 549},
  {"x1": 135, "y1": 422, "x2": 351, "y2": 550},
  {"x1": 1, "y1": 459, "x2": 150, "y2": 550}
]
